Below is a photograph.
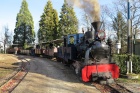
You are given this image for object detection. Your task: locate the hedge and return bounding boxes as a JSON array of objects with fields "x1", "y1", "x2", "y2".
[{"x1": 113, "y1": 54, "x2": 140, "y2": 74}]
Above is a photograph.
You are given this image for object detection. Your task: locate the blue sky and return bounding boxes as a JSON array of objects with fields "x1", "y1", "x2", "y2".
[{"x1": 0, "y1": 0, "x2": 113, "y2": 37}]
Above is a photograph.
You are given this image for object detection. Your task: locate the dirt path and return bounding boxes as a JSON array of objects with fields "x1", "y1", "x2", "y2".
[{"x1": 12, "y1": 56, "x2": 101, "y2": 93}]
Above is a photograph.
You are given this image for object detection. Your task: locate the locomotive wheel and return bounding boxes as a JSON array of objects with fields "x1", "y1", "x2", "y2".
[
  {"x1": 99, "y1": 80, "x2": 107, "y2": 85},
  {"x1": 92, "y1": 74, "x2": 98, "y2": 81},
  {"x1": 92, "y1": 77, "x2": 98, "y2": 81},
  {"x1": 106, "y1": 78, "x2": 114, "y2": 84}
]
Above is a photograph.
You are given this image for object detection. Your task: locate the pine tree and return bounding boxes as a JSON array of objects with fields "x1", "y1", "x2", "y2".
[
  {"x1": 38, "y1": 14, "x2": 46, "y2": 43},
  {"x1": 112, "y1": 12, "x2": 127, "y2": 53},
  {"x1": 59, "y1": 0, "x2": 78, "y2": 37},
  {"x1": 13, "y1": 0, "x2": 35, "y2": 46},
  {"x1": 52, "y1": 9, "x2": 59, "y2": 40},
  {"x1": 38, "y1": 1, "x2": 59, "y2": 43}
]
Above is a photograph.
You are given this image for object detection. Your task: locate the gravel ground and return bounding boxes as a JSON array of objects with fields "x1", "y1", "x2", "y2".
[
  {"x1": 118, "y1": 83, "x2": 140, "y2": 93},
  {"x1": 12, "y1": 56, "x2": 101, "y2": 93}
]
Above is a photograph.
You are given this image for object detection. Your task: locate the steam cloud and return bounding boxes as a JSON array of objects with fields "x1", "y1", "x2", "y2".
[{"x1": 66, "y1": 0, "x2": 100, "y2": 21}]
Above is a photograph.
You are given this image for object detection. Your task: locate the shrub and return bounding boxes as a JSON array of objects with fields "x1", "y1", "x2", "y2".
[
  {"x1": 113, "y1": 54, "x2": 140, "y2": 74},
  {"x1": 132, "y1": 55, "x2": 140, "y2": 74},
  {"x1": 113, "y1": 54, "x2": 127, "y2": 74}
]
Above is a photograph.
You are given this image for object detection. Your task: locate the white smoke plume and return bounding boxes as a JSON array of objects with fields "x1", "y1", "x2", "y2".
[{"x1": 66, "y1": 0, "x2": 100, "y2": 21}]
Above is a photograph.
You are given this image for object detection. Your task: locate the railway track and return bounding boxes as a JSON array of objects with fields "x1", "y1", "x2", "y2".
[
  {"x1": 0, "y1": 57, "x2": 30, "y2": 93},
  {"x1": 93, "y1": 81, "x2": 133, "y2": 93}
]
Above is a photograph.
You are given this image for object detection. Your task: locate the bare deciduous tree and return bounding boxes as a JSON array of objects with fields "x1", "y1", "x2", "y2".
[{"x1": 102, "y1": 0, "x2": 140, "y2": 34}]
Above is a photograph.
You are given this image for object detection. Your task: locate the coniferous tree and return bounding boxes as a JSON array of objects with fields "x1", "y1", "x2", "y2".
[
  {"x1": 13, "y1": 0, "x2": 35, "y2": 46},
  {"x1": 112, "y1": 12, "x2": 127, "y2": 53},
  {"x1": 38, "y1": 14, "x2": 46, "y2": 43},
  {"x1": 52, "y1": 9, "x2": 59, "y2": 40},
  {"x1": 59, "y1": 0, "x2": 78, "y2": 37},
  {"x1": 38, "y1": 1, "x2": 59, "y2": 43}
]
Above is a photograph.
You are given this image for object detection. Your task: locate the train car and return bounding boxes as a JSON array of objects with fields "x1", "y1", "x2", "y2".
[
  {"x1": 56, "y1": 21, "x2": 119, "y2": 83},
  {"x1": 6, "y1": 44, "x2": 22, "y2": 54},
  {"x1": 19, "y1": 42, "x2": 58, "y2": 57},
  {"x1": 20, "y1": 47, "x2": 33, "y2": 55},
  {"x1": 21, "y1": 43, "x2": 44, "y2": 56},
  {"x1": 34, "y1": 44, "x2": 41, "y2": 56},
  {"x1": 42, "y1": 39, "x2": 63, "y2": 58}
]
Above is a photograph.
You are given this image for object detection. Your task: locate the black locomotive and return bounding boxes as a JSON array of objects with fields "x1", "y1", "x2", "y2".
[{"x1": 56, "y1": 21, "x2": 119, "y2": 83}]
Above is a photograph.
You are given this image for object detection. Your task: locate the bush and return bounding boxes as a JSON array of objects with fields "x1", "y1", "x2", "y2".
[
  {"x1": 132, "y1": 55, "x2": 140, "y2": 74},
  {"x1": 113, "y1": 54, "x2": 127, "y2": 74},
  {"x1": 113, "y1": 54, "x2": 140, "y2": 74}
]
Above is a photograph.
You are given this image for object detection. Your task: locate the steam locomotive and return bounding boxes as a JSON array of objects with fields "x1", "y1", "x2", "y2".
[
  {"x1": 56, "y1": 21, "x2": 119, "y2": 83},
  {"x1": 7, "y1": 21, "x2": 119, "y2": 83}
]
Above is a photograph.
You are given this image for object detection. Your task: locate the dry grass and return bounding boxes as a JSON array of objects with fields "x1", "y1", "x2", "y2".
[
  {"x1": 116, "y1": 74, "x2": 140, "y2": 84},
  {"x1": 0, "y1": 54, "x2": 20, "y2": 79}
]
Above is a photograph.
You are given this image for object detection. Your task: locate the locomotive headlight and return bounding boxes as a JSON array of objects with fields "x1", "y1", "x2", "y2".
[{"x1": 97, "y1": 30, "x2": 106, "y2": 40}]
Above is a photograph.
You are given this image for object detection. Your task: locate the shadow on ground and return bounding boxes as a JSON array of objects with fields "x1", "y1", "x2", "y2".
[{"x1": 14, "y1": 55, "x2": 92, "y2": 85}]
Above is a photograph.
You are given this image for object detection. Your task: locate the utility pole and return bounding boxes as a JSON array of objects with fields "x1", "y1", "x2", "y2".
[{"x1": 127, "y1": 0, "x2": 132, "y2": 74}]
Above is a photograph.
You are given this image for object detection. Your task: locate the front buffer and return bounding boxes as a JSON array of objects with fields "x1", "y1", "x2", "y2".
[{"x1": 82, "y1": 63, "x2": 119, "y2": 82}]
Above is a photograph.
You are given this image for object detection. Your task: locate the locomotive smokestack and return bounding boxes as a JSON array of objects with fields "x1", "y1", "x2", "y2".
[
  {"x1": 91, "y1": 21, "x2": 102, "y2": 31},
  {"x1": 91, "y1": 21, "x2": 102, "y2": 39}
]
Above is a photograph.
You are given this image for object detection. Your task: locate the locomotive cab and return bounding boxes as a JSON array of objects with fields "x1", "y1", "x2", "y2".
[{"x1": 62, "y1": 34, "x2": 84, "y2": 62}]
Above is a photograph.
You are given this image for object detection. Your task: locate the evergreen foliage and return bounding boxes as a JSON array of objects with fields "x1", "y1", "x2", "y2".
[
  {"x1": 52, "y1": 9, "x2": 59, "y2": 40},
  {"x1": 23, "y1": 42, "x2": 27, "y2": 49},
  {"x1": 38, "y1": 1, "x2": 59, "y2": 43},
  {"x1": 59, "y1": 0, "x2": 78, "y2": 37},
  {"x1": 112, "y1": 12, "x2": 127, "y2": 53},
  {"x1": 13, "y1": 0, "x2": 35, "y2": 45}
]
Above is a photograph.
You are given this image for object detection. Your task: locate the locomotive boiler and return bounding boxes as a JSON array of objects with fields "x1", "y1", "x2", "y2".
[{"x1": 57, "y1": 21, "x2": 119, "y2": 83}]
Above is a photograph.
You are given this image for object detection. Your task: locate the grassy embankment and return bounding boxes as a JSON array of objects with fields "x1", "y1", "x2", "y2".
[
  {"x1": 0, "y1": 54, "x2": 19, "y2": 79},
  {"x1": 116, "y1": 74, "x2": 140, "y2": 83}
]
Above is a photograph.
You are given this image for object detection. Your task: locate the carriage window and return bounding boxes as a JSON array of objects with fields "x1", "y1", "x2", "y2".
[{"x1": 69, "y1": 36, "x2": 74, "y2": 44}]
